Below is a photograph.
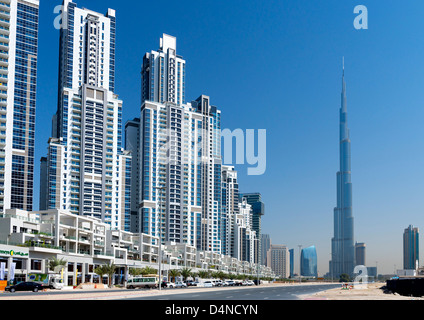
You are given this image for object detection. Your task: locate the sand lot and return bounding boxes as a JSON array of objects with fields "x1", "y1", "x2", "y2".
[{"x1": 305, "y1": 282, "x2": 424, "y2": 300}]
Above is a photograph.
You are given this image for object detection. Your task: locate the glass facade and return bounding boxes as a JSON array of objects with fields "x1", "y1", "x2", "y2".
[
  {"x1": 403, "y1": 225, "x2": 419, "y2": 270},
  {"x1": 10, "y1": 1, "x2": 39, "y2": 211},
  {"x1": 301, "y1": 246, "x2": 318, "y2": 278}
]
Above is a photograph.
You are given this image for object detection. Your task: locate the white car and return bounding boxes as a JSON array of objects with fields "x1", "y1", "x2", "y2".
[
  {"x1": 175, "y1": 281, "x2": 187, "y2": 288},
  {"x1": 246, "y1": 280, "x2": 254, "y2": 286},
  {"x1": 203, "y1": 281, "x2": 214, "y2": 287},
  {"x1": 224, "y1": 280, "x2": 235, "y2": 286},
  {"x1": 192, "y1": 282, "x2": 203, "y2": 287}
]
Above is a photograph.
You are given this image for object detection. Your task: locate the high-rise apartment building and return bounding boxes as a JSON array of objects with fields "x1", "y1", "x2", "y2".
[
  {"x1": 135, "y1": 95, "x2": 222, "y2": 250},
  {"x1": 141, "y1": 34, "x2": 186, "y2": 106},
  {"x1": 355, "y1": 242, "x2": 366, "y2": 266},
  {"x1": 267, "y1": 244, "x2": 290, "y2": 279},
  {"x1": 233, "y1": 197, "x2": 256, "y2": 263},
  {"x1": 135, "y1": 35, "x2": 223, "y2": 252},
  {"x1": 241, "y1": 193, "x2": 264, "y2": 264},
  {"x1": 330, "y1": 65, "x2": 355, "y2": 279},
  {"x1": 0, "y1": 0, "x2": 39, "y2": 213},
  {"x1": 40, "y1": 0, "x2": 131, "y2": 231},
  {"x1": 261, "y1": 234, "x2": 271, "y2": 266},
  {"x1": 403, "y1": 225, "x2": 419, "y2": 270},
  {"x1": 221, "y1": 165, "x2": 239, "y2": 256},
  {"x1": 125, "y1": 118, "x2": 140, "y2": 233}
]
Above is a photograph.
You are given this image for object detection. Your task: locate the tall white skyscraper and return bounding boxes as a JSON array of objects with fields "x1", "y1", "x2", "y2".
[
  {"x1": 221, "y1": 165, "x2": 239, "y2": 256},
  {"x1": 132, "y1": 35, "x2": 223, "y2": 252},
  {"x1": 41, "y1": 1, "x2": 131, "y2": 231},
  {"x1": 0, "y1": 0, "x2": 39, "y2": 213},
  {"x1": 141, "y1": 34, "x2": 186, "y2": 106}
]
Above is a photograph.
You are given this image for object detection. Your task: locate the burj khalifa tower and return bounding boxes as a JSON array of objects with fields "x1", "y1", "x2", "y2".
[{"x1": 330, "y1": 63, "x2": 355, "y2": 279}]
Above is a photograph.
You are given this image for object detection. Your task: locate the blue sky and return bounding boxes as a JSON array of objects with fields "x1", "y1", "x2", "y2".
[{"x1": 34, "y1": 0, "x2": 424, "y2": 275}]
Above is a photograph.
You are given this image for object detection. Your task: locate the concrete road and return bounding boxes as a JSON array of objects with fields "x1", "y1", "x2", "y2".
[{"x1": 124, "y1": 284, "x2": 340, "y2": 300}]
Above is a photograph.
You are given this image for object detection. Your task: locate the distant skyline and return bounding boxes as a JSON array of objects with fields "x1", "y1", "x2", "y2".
[{"x1": 33, "y1": 0, "x2": 424, "y2": 275}]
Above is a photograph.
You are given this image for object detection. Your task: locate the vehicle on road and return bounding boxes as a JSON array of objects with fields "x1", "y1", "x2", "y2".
[
  {"x1": 185, "y1": 280, "x2": 195, "y2": 287},
  {"x1": 191, "y1": 282, "x2": 203, "y2": 287},
  {"x1": 213, "y1": 280, "x2": 223, "y2": 287},
  {"x1": 175, "y1": 281, "x2": 187, "y2": 288},
  {"x1": 5, "y1": 282, "x2": 44, "y2": 293},
  {"x1": 28, "y1": 273, "x2": 64, "y2": 290},
  {"x1": 203, "y1": 281, "x2": 214, "y2": 288},
  {"x1": 246, "y1": 280, "x2": 255, "y2": 286},
  {"x1": 234, "y1": 280, "x2": 243, "y2": 286},
  {"x1": 161, "y1": 281, "x2": 175, "y2": 288},
  {"x1": 127, "y1": 276, "x2": 158, "y2": 289},
  {"x1": 224, "y1": 280, "x2": 235, "y2": 286}
]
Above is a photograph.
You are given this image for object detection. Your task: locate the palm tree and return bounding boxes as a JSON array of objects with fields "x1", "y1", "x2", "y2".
[
  {"x1": 180, "y1": 268, "x2": 192, "y2": 281},
  {"x1": 168, "y1": 269, "x2": 181, "y2": 283},
  {"x1": 197, "y1": 270, "x2": 210, "y2": 280},
  {"x1": 129, "y1": 268, "x2": 142, "y2": 277},
  {"x1": 104, "y1": 263, "x2": 117, "y2": 288},
  {"x1": 48, "y1": 257, "x2": 67, "y2": 273},
  {"x1": 141, "y1": 266, "x2": 157, "y2": 276},
  {"x1": 94, "y1": 265, "x2": 107, "y2": 285}
]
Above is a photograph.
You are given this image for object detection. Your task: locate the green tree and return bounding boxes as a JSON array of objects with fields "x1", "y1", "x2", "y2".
[
  {"x1": 169, "y1": 269, "x2": 181, "y2": 283},
  {"x1": 94, "y1": 265, "x2": 107, "y2": 285},
  {"x1": 141, "y1": 266, "x2": 157, "y2": 276},
  {"x1": 197, "y1": 270, "x2": 210, "y2": 279},
  {"x1": 339, "y1": 273, "x2": 351, "y2": 283},
  {"x1": 95, "y1": 263, "x2": 117, "y2": 288},
  {"x1": 180, "y1": 268, "x2": 192, "y2": 281},
  {"x1": 48, "y1": 257, "x2": 67, "y2": 273},
  {"x1": 104, "y1": 263, "x2": 117, "y2": 288}
]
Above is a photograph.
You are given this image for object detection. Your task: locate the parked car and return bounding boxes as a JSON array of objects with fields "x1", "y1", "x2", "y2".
[
  {"x1": 203, "y1": 281, "x2": 214, "y2": 287},
  {"x1": 246, "y1": 280, "x2": 255, "y2": 286},
  {"x1": 234, "y1": 280, "x2": 243, "y2": 286},
  {"x1": 5, "y1": 282, "x2": 44, "y2": 293},
  {"x1": 213, "y1": 280, "x2": 223, "y2": 287},
  {"x1": 224, "y1": 280, "x2": 235, "y2": 286},
  {"x1": 175, "y1": 281, "x2": 187, "y2": 288},
  {"x1": 160, "y1": 281, "x2": 175, "y2": 288},
  {"x1": 185, "y1": 280, "x2": 195, "y2": 287},
  {"x1": 192, "y1": 282, "x2": 203, "y2": 287}
]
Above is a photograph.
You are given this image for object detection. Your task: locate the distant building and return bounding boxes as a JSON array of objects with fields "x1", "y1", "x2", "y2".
[
  {"x1": 267, "y1": 244, "x2": 290, "y2": 279},
  {"x1": 403, "y1": 225, "x2": 419, "y2": 270},
  {"x1": 261, "y1": 234, "x2": 271, "y2": 266},
  {"x1": 289, "y1": 248, "x2": 294, "y2": 278},
  {"x1": 355, "y1": 242, "x2": 366, "y2": 266},
  {"x1": 240, "y1": 193, "x2": 265, "y2": 265},
  {"x1": 330, "y1": 66, "x2": 355, "y2": 279},
  {"x1": 301, "y1": 246, "x2": 318, "y2": 278}
]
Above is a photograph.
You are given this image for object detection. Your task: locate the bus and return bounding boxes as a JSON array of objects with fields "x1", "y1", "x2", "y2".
[{"x1": 127, "y1": 276, "x2": 158, "y2": 289}]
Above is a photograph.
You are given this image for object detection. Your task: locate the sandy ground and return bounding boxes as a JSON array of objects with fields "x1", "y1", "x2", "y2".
[{"x1": 304, "y1": 282, "x2": 424, "y2": 300}]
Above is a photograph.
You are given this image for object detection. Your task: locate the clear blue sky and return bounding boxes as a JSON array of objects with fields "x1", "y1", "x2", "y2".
[{"x1": 34, "y1": 0, "x2": 424, "y2": 275}]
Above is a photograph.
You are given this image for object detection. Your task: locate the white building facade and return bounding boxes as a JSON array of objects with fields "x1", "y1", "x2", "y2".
[{"x1": 41, "y1": 1, "x2": 131, "y2": 231}]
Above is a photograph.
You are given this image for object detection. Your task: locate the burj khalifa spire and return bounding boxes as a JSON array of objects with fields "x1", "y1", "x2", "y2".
[{"x1": 330, "y1": 60, "x2": 355, "y2": 279}]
